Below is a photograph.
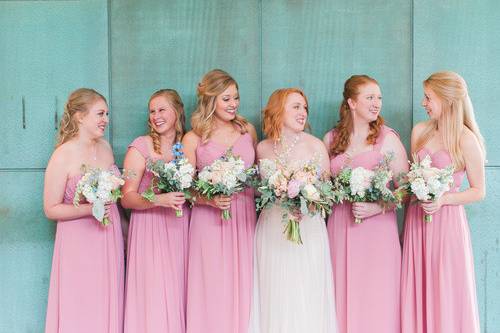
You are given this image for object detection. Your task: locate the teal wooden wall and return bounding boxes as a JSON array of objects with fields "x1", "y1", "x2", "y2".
[{"x1": 0, "y1": 1, "x2": 498, "y2": 331}]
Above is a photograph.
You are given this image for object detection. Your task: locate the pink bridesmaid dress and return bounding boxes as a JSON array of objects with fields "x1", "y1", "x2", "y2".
[
  {"x1": 45, "y1": 165, "x2": 125, "y2": 333},
  {"x1": 124, "y1": 136, "x2": 190, "y2": 333},
  {"x1": 326, "y1": 126, "x2": 402, "y2": 333},
  {"x1": 401, "y1": 147, "x2": 480, "y2": 333},
  {"x1": 186, "y1": 133, "x2": 256, "y2": 333}
]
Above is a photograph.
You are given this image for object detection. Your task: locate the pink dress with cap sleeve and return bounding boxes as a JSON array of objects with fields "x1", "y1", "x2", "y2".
[{"x1": 124, "y1": 136, "x2": 190, "y2": 333}]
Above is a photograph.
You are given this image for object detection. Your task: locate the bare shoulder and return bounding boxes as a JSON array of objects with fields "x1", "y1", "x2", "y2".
[
  {"x1": 411, "y1": 121, "x2": 429, "y2": 138},
  {"x1": 460, "y1": 126, "x2": 481, "y2": 151},
  {"x1": 304, "y1": 132, "x2": 327, "y2": 151},
  {"x1": 49, "y1": 142, "x2": 72, "y2": 165},
  {"x1": 182, "y1": 130, "x2": 201, "y2": 146},
  {"x1": 256, "y1": 138, "x2": 273, "y2": 159}
]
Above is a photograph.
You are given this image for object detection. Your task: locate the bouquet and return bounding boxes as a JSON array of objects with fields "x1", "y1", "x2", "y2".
[
  {"x1": 256, "y1": 159, "x2": 336, "y2": 244},
  {"x1": 332, "y1": 153, "x2": 402, "y2": 224},
  {"x1": 194, "y1": 147, "x2": 257, "y2": 220},
  {"x1": 399, "y1": 153, "x2": 454, "y2": 223},
  {"x1": 73, "y1": 165, "x2": 126, "y2": 226},
  {"x1": 142, "y1": 142, "x2": 195, "y2": 217}
]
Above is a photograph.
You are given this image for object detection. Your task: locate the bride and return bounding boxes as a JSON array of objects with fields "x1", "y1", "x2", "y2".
[{"x1": 249, "y1": 88, "x2": 338, "y2": 333}]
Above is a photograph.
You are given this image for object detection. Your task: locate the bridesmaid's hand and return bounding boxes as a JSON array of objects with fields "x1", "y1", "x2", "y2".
[
  {"x1": 420, "y1": 196, "x2": 445, "y2": 215},
  {"x1": 352, "y1": 202, "x2": 383, "y2": 220},
  {"x1": 154, "y1": 192, "x2": 186, "y2": 211},
  {"x1": 210, "y1": 195, "x2": 231, "y2": 211}
]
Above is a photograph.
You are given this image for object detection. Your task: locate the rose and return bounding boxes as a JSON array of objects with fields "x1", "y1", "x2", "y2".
[
  {"x1": 287, "y1": 179, "x2": 301, "y2": 198},
  {"x1": 301, "y1": 184, "x2": 320, "y2": 201}
]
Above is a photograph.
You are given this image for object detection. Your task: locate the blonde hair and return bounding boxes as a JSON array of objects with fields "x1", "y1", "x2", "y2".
[
  {"x1": 191, "y1": 69, "x2": 248, "y2": 142},
  {"x1": 329, "y1": 75, "x2": 384, "y2": 157},
  {"x1": 148, "y1": 89, "x2": 186, "y2": 155},
  {"x1": 262, "y1": 88, "x2": 310, "y2": 140},
  {"x1": 56, "y1": 88, "x2": 106, "y2": 147},
  {"x1": 416, "y1": 71, "x2": 486, "y2": 170}
]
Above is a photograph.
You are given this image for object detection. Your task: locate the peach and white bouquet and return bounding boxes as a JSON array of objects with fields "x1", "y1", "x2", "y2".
[
  {"x1": 400, "y1": 154, "x2": 454, "y2": 222},
  {"x1": 194, "y1": 147, "x2": 257, "y2": 220},
  {"x1": 73, "y1": 165, "x2": 126, "y2": 226},
  {"x1": 256, "y1": 159, "x2": 335, "y2": 244},
  {"x1": 332, "y1": 153, "x2": 402, "y2": 224},
  {"x1": 142, "y1": 142, "x2": 195, "y2": 217}
]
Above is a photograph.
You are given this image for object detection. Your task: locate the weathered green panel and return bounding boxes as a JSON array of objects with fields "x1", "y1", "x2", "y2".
[
  {"x1": 0, "y1": 171, "x2": 54, "y2": 333},
  {"x1": 0, "y1": 0, "x2": 109, "y2": 169},
  {"x1": 413, "y1": 0, "x2": 500, "y2": 166},
  {"x1": 261, "y1": 0, "x2": 413, "y2": 146},
  {"x1": 467, "y1": 168, "x2": 500, "y2": 331},
  {"x1": 110, "y1": 0, "x2": 261, "y2": 165}
]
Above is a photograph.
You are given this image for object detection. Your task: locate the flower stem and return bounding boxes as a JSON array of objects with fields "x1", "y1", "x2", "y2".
[{"x1": 222, "y1": 209, "x2": 231, "y2": 220}]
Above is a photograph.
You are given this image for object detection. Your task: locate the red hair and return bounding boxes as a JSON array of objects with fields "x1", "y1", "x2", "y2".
[
  {"x1": 329, "y1": 75, "x2": 384, "y2": 156},
  {"x1": 262, "y1": 88, "x2": 309, "y2": 140}
]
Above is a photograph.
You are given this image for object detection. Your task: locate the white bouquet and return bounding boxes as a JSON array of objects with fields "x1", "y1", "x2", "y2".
[
  {"x1": 402, "y1": 154, "x2": 454, "y2": 222},
  {"x1": 332, "y1": 153, "x2": 401, "y2": 224},
  {"x1": 142, "y1": 142, "x2": 195, "y2": 217},
  {"x1": 73, "y1": 165, "x2": 125, "y2": 226}
]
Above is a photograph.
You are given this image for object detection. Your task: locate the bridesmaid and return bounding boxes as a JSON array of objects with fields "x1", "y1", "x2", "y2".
[
  {"x1": 122, "y1": 89, "x2": 189, "y2": 332},
  {"x1": 323, "y1": 75, "x2": 408, "y2": 333},
  {"x1": 183, "y1": 69, "x2": 257, "y2": 333},
  {"x1": 43, "y1": 88, "x2": 124, "y2": 333},
  {"x1": 401, "y1": 71, "x2": 485, "y2": 333}
]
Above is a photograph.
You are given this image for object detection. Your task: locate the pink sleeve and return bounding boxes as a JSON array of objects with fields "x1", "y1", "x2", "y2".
[
  {"x1": 128, "y1": 136, "x2": 149, "y2": 159},
  {"x1": 325, "y1": 130, "x2": 335, "y2": 147}
]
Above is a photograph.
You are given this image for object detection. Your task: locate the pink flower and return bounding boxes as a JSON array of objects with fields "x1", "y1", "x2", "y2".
[{"x1": 287, "y1": 179, "x2": 301, "y2": 198}]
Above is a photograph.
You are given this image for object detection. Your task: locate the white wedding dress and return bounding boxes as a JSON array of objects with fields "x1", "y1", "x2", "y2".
[{"x1": 248, "y1": 159, "x2": 338, "y2": 333}]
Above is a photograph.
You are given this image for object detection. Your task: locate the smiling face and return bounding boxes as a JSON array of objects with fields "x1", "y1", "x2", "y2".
[
  {"x1": 348, "y1": 82, "x2": 382, "y2": 123},
  {"x1": 149, "y1": 95, "x2": 177, "y2": 135},
  {"x1": 78, "y1": 98, "x2": 109, "y2": 139},
  {"x1": 282, "y1": 92, "x2": 308, "y2": 133},
  {"x1": 421, "y1": 85, "x2": 443, "y2": 120},
  {"x1": 213, "y1": 84, "x2": 240, "y2": 122}
]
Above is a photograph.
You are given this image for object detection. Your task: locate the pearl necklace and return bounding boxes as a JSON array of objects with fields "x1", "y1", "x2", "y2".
[{"x1": 273, "y1": 133, "x2": 301, "y2": 166}]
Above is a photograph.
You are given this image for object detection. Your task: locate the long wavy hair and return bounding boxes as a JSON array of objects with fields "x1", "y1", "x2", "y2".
[
  {"x1": 148, "y1": 89, "x2": 185, "y2": 155},
  {"x1": 262, "y1": 88, "x2": 310, "y2": 140},
  {"x1": 329, "y1": 75, "x2": 384, "y2": 157},
  {"x1": 56, "y1": 88, "x2": 106, "y2": 147},
  {"x1": 190, "y1": 69, "x2": 248, "y2": 142},
  {"x1": 416, "y1": 71, "x2": 486, "y2": 170}
]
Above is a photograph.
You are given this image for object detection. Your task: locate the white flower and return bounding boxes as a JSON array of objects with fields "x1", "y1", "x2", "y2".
[
  {"x1": 410, "y1": 177, "x2": 429, "y2": 201},
  {"x1": 350, "y1": 167, "x2": 374, "y2": 197},
  {"x1": 420, "y1": 155, "x2": 432, "y2": 169},
  {"x1": 302, "y1": 184, "x2": 320, "y2": 201}
]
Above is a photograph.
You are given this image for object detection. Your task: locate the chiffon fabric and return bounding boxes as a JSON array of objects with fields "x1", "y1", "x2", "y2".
[
  {"x1": 401, "y1": 147, "x2": 480, "y2": 333},
  {"x1": 326, "y1": 126, "x2": 402, "y2": 333},
  {"x1": 186, "y1": 133, "x2": 256, "y2": 333},
  {"x1": 45, "y1": 165, "x2": 124, "y2": 333},
  {"x1": 249, "y1": 159, "x2": 338, "y2": 333},
  {"x1": 124, "y1": 136, "x2": 190, "y2": 333}
]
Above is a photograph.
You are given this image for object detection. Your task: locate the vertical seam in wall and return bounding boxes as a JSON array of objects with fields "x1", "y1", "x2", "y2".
[
  {"x1": 107, "y1": 0, "x2": 113, "y2": 148},
  {"x1": 259, "y1": 0, "x2": 263, "y2": 137},
  {"x1": 410, "y1": 0, "x2": 414, "y2": 127}
]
